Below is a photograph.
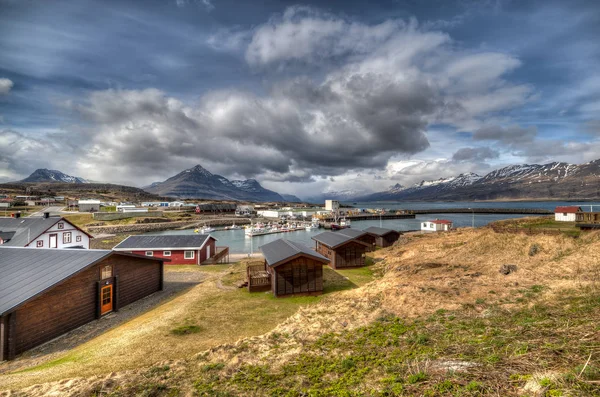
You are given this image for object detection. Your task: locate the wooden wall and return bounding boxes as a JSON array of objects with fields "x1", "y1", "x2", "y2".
[
  {"x1": 3, "y1": 255, "x2": 162, "y2": 360},
  {"x1": 332, "y1": 241, "x2": 368, "y2": 269},
  {"x1": 376, "y1": 232, "x2": 401, "y2": 248},
  {"x1": 272, "y1": 257, "x2": 323, "y2": 297}
]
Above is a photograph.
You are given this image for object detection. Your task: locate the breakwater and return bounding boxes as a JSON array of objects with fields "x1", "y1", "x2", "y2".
[
  {"x1": 411, "y1": 208, "x2": 552, "y2": 215},
  {"x1": 87, "y1": 218, "x2": 253, "y2": 235}
]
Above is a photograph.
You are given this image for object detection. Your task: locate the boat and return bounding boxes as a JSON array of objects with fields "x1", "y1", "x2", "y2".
[
  {"x1": 225, "y1": 223, "x2": 241, "y2": 230},
  {"x1": 200, "y1": 225, "x2": 215, "y2": 233},
  {"x1": 305, "y1": 224, "x2": 318, "y2": 231}
]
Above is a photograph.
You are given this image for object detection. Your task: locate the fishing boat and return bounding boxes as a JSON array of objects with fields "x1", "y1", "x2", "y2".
[
  {"x1": 225, "y1": 223, "x2": 241, "y2": 230},
  {"x1": 200, "y1": 225, "x2": 215, "y2": 233}
]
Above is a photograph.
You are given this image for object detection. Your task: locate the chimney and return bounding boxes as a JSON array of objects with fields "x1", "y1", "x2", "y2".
[{"x1": 44, "y1": 212, "x2": 50, "y2": 219}]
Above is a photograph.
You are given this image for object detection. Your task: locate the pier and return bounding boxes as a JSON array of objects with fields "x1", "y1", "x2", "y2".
[{"x1": 411, "y1": 208, "x2": 552, "y2": 215}]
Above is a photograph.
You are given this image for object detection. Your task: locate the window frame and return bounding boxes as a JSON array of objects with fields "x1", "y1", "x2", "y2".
[
  {"x1": 101, "y1": 265, "x2": 112, "y2": 280},
  {"x1": 184, "y1": 250, "x2": 195, "y2": 259},
  {"x1": 145, "y1": 251, "x2": 154, "y2": 257},
  {"x1": 63, "y1": 232, "x2": 72, "y2": 244},
  {"x1": 76, "y1": 235, "x2": 82, "y2": 242},
  {"x1": 57, "y1": 222, "x2": 64, "y2": 230},
  {"x1": 36, "y1": 240, "x2": 43, "y2": 247},
  {"x1": 163, "y1": 250, "x2": 171, "y2": 257}
]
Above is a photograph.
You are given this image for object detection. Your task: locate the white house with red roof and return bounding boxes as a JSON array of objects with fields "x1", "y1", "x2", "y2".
[
  {"x1": 554, "y1": 206, "x2": 582, "y2": 222},
  {"x1": 421, "y1": 219, "x2": 453, "y2": 232}
]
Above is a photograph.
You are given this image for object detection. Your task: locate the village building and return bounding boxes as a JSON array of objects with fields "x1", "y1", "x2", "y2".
[
  {"x1": 0, "y1": 214, "x2": 92, "y2": 249},
  {"x1": 113, "y1": 234, "x2": 229, "y2": 265},
  {"x1": 247, "y1": 239, "x2": 329, "y2": 297},
  {"x1": 325, "y1": 200, "x2": 340, "y2": 212},
  {"x1": 312, "y1": 231, "x2": 370, "y2": 269},
  {"x1": 421, "y1": 219, "x2": 453, "y2": 232},
  {"x1": 78, "y1": 199, "x2": 101, "y2": 212},
  {"x1": 0, "y1": 247, "x2": 165, "y2": 361},
  {"x1": 336, "y1": 228, "x2": 377, "y2": 251},
  {"x1": 363, "y1": 226, "x2": 402, "y2": 248},
  {"x1": 554, "y1": 206, "x2": 582, "y2": 222}
]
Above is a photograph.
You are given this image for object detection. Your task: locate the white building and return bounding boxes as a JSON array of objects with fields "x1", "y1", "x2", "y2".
[
  {"x1": 554, "y1": 206, "x2": 582, "y2": 222},
  {"x1": 325, "y1": 200, "x2": 340, "y2": 212},
  {"x1": 78, "y1": 199, "x2": 101, "y2": 212},
  {"x1": 168, "y1": 201, "x2": 185, "y2": 207},
  {"x1": 421, "y1": 219, "x2": 453, "y2": 232},
  {"x1": 0, "y1": 214, "x2": 92, "y2": 249}
]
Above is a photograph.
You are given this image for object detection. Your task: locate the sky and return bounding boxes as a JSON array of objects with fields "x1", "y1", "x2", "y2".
[{"x1": 1, "y1": 0, "x2": 600, "y2": 198}]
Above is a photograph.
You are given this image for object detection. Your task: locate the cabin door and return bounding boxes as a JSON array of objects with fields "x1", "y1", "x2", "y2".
[
  {"x1": 100, "y1": 285, "x2": 113, "y2": 315},
  {"x1": 49, "y1": 233, "x2": 57, "y2": 248},
  {"x1": 206, "y1": 245, "x2": 211, "y2": 259}
]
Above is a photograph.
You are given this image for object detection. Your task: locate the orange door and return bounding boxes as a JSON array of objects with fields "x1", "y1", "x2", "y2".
[{"x1": 100, "y1": 285, "x2": 113, "y2": 315}]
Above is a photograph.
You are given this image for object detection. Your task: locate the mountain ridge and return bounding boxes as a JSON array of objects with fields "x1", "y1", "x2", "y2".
[{"x1": 20, "y1": 169, "x2": 88, "y2": 184}]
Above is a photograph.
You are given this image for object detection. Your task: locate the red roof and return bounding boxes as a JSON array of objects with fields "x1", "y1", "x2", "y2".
[
  {"x1": 430, "y1": 219, "x2": 452, "y2": 224},
  {"x1": 554, "y1": 206, "x2": 581, "y2": 214}
]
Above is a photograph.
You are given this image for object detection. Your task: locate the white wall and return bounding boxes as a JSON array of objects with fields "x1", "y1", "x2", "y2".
[
  {"x1": 555, "y1": 213, "x2": 576, "y2": 222},
  {"x1": 29, "y1": 220, "x2": 90, "y2": 249}
]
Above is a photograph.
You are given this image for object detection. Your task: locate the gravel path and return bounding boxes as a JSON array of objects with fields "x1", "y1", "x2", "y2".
[{"x1": 0, "y1": 270, "x2": 206, "y2": 374}]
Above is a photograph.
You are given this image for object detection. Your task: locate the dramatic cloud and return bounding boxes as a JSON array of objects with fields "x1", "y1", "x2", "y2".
[
  {"x1": 0, "y1": 130, "x2": 65, "y2": 181},
  {"x1": 452, "y1": 147, "x2": 500, "y2": 162},
  {"x1": 385, "y1": 159, "x2": 489, "y2": 187},
  {"x1": 0, "y1": 78, "x2": 13, "y2": 95},
  {"x1": 473, "y1": 125, "x2": 538, "y2": 145}
]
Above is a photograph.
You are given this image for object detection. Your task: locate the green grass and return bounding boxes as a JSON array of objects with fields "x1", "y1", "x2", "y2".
[
  {"x1": 190, "y1": 288, "x2": 600, "y2": 396},
  {"x1": 170, "y1": 325, "x2": 202, "y2": 335}
]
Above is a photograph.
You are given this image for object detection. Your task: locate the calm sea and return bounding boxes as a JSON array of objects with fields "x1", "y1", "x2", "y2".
[{"x1": 148, "y1": 200, "x2": 600, "y2": 254}]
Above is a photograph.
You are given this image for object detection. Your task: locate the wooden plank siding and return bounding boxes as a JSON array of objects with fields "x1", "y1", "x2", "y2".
[
  {"x1": 316, "y1": 241, "x2": 368, "y2": 269},
  {"x1": 2, "y1": 255, "x2": 162, "y2": 360},
  {"x1": 375, "y1": 232, "x2": 401, "y2": 248},
  {"x1": 272, "y1": 257, "x2": 323, "y2": 297}
]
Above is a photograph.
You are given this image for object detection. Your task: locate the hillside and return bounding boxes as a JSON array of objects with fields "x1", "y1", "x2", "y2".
[
  {"x1": 3, "y1": 227, "x2": 600, "y2": 396},
  {"x1": 145, "y1": 165, "x2": 287, "y2": 202},
  {"x1": 352, "y1": 159, "x2": 600, "y2": 202},
  {"x1": 0, "y1": 182, "x2": 165, "y2": 202}
]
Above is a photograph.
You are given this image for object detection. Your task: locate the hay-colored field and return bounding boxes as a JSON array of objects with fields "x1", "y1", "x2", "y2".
[{"x1": 4, "y1": 228, "x2": 600, "y2": 396}]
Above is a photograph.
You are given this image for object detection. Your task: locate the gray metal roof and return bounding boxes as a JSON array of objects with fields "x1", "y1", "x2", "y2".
[
  {"x1": 0, "y1": 247, "x2": 112, "y2": 315},
  {"x1": 0, "y1": 216, "x2": 62, "y2": 246},
  {"x1": 336, "y1": 229, "x2": 368, "y2": 239},
  {"x1": 260, "y1": 239, "x2": 328, "y2": 267},
  {"x1": 312, "y1": 231, "x2": 358, "y2": 248},
  {"x1": 364, "y1": 226, "x2": 400, "y2": 236},
  {"x1": 113, "y1": 234, "x2": 214, "y2": 250}
]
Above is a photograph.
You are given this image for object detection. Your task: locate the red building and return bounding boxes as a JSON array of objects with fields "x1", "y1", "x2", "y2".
[{"x1": 112, "y1": 234, "x2": 224, "y2": 265}]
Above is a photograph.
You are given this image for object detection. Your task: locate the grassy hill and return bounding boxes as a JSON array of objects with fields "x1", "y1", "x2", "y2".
[{"x1": 2, "y1": 228, "x2": 600, "y2": 396}]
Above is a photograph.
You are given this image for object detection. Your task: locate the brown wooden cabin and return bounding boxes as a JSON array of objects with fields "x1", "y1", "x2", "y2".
[
  {"x1": 0, "y1": 247, "x2": 165, "y2": 361},
  {"x1": 248, "y1": 239, "x2": 329, "y2": 298},
  {"x1": 312, "y1": 231, "x2": 371, "y2": 269},
  {"x1": 336, "y1": 229, "x2": 376, "y2": 251},
  {"x1": 364, "y1": 226, "x2": 402, "y2": 248}
]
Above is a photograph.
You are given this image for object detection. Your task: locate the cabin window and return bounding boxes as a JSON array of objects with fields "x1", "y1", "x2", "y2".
[
  {"x1": 76, "y1": 235, "x2": 82, "y2": 242},
  {"x1": 36, "y1": 240, "x2": 43, "y2": 247},
  {"x1": 57, "y1": 223, "x2": 64, "y2": 229},
  {"x1": 184, "y1": 250, "x2": 195, "y2": 259},
  {"x1": 101, "y1": 265, "x2": 112, "y2": 279},
  {"x1": 563, "y1": 213, "x2": 567, "y2": 216},
  {"x1": 163, "y1": 251, "x2": 171, "y2": 256},
  {"x1": 63, "y1": 232, "x2": 72, "y2": 244},
  {"x1": 145, "y1": 251, "x2": 153, "y2": 256}
]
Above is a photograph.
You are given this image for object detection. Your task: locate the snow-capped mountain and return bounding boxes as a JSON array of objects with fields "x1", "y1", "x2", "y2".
[
  {"x1": 306, "y1": 189, "x2": 371, "y2": 203},
  {"x1": 20, "y1": 169, "x2": 88, "y2": 183},
  {"x1": 144, "y1": 164, "x2": 287, "y2": 202},
  {"x1": 361, "y1": 160, "x2": 600, "y2": 201}
]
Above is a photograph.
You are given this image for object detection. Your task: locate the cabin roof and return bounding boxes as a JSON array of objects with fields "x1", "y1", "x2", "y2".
[
  {"x1": 260, "y1": 239, "x2": 328, "y2": 267},
  {"x1": 312, "y1": 231, "x2": 370, "y2": 248},
  {"x1": 428, "y1": 219, "x2": 453, "y2": 225},
  {"x1": 0, "y1": 216, "x2": 92, "y2": 247},
  {"x1": 336, "y1": 229, "x2": 369, "y2": 239},
  {"x1": 363, "y1": 226, "x2": 400, "y2": 236},
  {"x1": 555, "y1": 206, "x2": 582, "y2": 214},
  {"x1": 0, "y1": 247, "x2": 166, "y2": 316},
  {"x1": 113, "y1": 234, "x2": 217, "y2": 251}
]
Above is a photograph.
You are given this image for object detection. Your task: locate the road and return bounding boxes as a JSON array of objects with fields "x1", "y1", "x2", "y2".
[{"x1": 28, "y1": 206, "x2": 66, "y2": 217}]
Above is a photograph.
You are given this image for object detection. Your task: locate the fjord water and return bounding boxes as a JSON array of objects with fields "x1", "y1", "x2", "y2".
[{"x1": 149, "y1": 201, "x2": 600, "y2": 254}]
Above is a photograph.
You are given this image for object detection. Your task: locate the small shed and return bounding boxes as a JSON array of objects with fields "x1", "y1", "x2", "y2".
[
  {"x1": 251, "y1": 239, "x2": 329, "y2": 298},
  {"x1": 363, "y1": 227, "x2": 402, "y2": 248},
  {"x1": 0, "y1": 247, "x2": 165, "y2": 361},
  {"x1": 337, "y1": 228, "x2": 376, "y2": 251},
  {"x1": 312, "y1": 231, "x2": 370, "y2": 269},
  {"x1": 421, "y1": 219, "x2": 453, "y2": 232},
  {"x1": 555, "y1": 206, "x2": 582, "y2": 222}
]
